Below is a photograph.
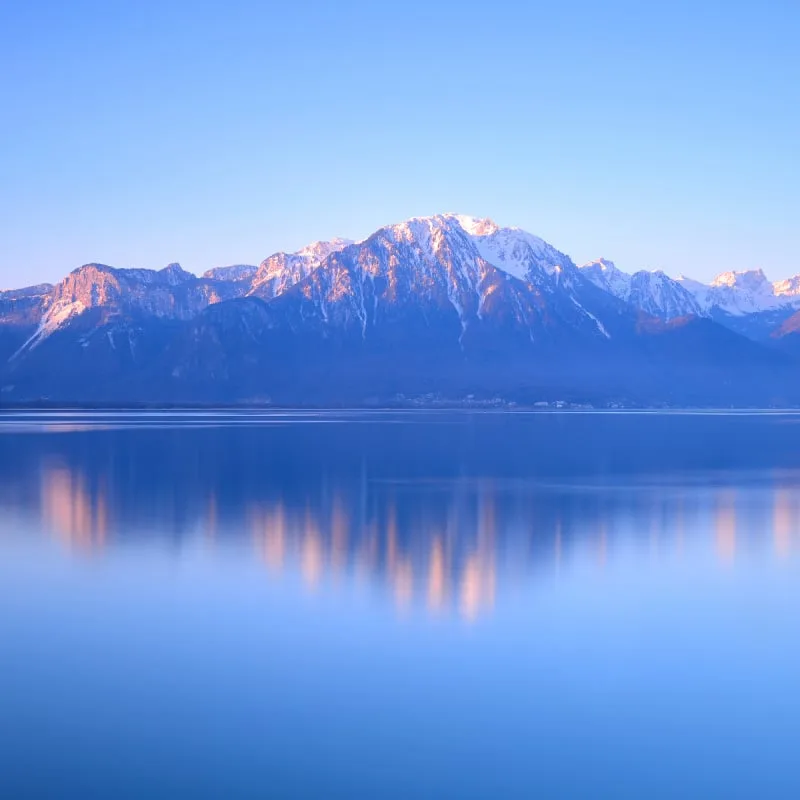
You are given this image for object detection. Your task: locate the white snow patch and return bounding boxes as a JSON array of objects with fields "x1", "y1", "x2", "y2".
[{"x1": 582, "y1": 308, "x2": 611, "y2": 339}]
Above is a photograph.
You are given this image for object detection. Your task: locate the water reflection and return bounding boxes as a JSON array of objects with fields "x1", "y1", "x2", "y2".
[
  {"x1": 40, "y1": 461, "x2": 108, "y2": 552},
  {"x1": 714, "y1": 489, "x2": 737, "y2": 563},
  {"x1": 7, "y1": 413, "x2": 800, "y2": 800},
  {"x1": 245, "y1": 487, "x2": 499, "y2": 619},
  {"x1": 3, "y1": 413, "x2": 800, "y2": 621},
  {"x1": 773, "y1": 488, "x2": 800, "y2": 559}
]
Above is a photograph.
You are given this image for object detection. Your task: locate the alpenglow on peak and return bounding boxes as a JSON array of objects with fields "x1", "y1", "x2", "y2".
[{"x1": 10, "y1": 211, "x2": 800, "y2": 350}]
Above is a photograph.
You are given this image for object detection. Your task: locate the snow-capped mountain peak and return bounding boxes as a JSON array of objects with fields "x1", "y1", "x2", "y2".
[
  {"x1": 583, "y1": 258, "x2": 800, "y2": 319},
  {"x1": 628, "y1": 269, "x2": 703, "y2": 319},
  {"x1": 159, "y1": 262, "x2": 194, "y2": 285},
  {"x1": 445, "y1": 214, "x2": 500, "y2": 237},
  {"x1": 375, "y1": 213, "x2": 490, "y2": 247},
  {"x1": 579, "y1": 258, "x2": 631, "y2": 297},
  {"x1": 249, "y1": 237, "x2": 355, "y2": 300},
  {"x1": 288, "y1": 212, "x2": 611, "y2": 342},
  {"x1": 355, "y1": 214, "x2": 576, "y2": 285},
  {"x1": 295, "y1": 238, "x2": 355, "y2": 261},
  {"x1": 585, "y1": 257, "x2": 619, "y2": 272},
  {"x1": 690, "y1": 268, "x2": 781, "y2": 315},
  {"x1": 579, "y1": 259, "x2": 702, "y2": 320},
  {"x1": 773, "y1": 275, "x2": 800, "y2": 298},
  {"x1": 711, "y1": 268, "x2": 769, "y2": 290}
]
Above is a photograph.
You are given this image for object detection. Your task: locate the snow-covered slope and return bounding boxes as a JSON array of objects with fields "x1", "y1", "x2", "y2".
[
  {"x1": 702, "y1": 270, "x2": 781, "y2": 315},
  {"x1": 580, "y1": 259, "x2": 702, "y2": 320},
  {"x1": 202, "y1": 264, "x2": 258, "y2": 282},
  {"x1": 460, "y1": 215, "x2": 576, "y2": 281},
  {"x1": 628, "y1": 271, "x2": 704, "y2": 319},
  {"x1": 673, "y1": 269, "x2": 800, "y2": 316}
]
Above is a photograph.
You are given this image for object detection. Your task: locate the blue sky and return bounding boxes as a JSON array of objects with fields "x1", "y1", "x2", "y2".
[{"x1": 1, "y1": 0, "x2": 799, "y2": 286}]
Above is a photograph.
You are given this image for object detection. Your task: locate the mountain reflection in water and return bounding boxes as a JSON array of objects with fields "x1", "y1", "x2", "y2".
[
  {"x1": 5, "y1": 412, "x2": 800, "y2": 798},
  {"x1": 3, "y1": 412, "x2": 800, "y2": 621}
]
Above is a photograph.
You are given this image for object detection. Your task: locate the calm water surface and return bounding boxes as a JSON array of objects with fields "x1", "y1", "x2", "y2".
[{"x1": 2, "y1": 411, "x2": 800, "y2": 798}]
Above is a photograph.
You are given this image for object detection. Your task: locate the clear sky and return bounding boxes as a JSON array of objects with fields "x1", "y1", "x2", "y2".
[{"x1": 1, "y1": 0, "x2": 799, "y2": 286}]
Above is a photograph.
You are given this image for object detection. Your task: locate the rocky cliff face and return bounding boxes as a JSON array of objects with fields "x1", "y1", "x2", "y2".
[{"x1": 17, "y1": 262, "x2": 250, "y2": 355}]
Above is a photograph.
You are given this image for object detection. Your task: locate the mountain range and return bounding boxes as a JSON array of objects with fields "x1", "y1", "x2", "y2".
[{"x1": 3, "y1": 213, "x2": 800, "y2": 406}]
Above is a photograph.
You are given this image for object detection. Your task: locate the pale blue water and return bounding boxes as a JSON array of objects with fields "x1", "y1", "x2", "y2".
[{"x1": 2, "y1": 411, "x2": 800, "y2": 798}]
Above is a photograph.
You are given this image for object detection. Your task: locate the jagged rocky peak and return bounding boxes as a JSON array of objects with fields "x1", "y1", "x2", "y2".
[
  {"x1": 711, "y1": 268, "x2": 770, "y2": 289},
  {"x1": 627, "y1": 270, "x2": 703, "y2": 320},
  {"x1": 676, "y1": 267, "x2": 800, "y2": 315},
  {"x1": 56, "y1": 263, "x2": 124, "y2": 302},
  {"x1": 63, "y1": 261, "x2": 188, "y2": 287},
  {"x1": 774, "y1": 275, "x2": 800, "y2": 297},
  {"x1": 581, "y1": 259, "x2": 703, "y2": 320},
  {"x1": 689, "y1": 268, "x2": 781, "y2": 316},
  {"x1": 380, "y1": 213, "x2": 498, "y2": 240},
  {"x1": 599, "y1": 263, "x2": 790, "y2": 318},
  {"x1": 584, "y1": 257, "x2": 619, "y2": 271},
  {"x1": 580, "y1": 258, "x2": 631, "y2": 297},
  {"x1": 249, "y1": 237, "x2": 354, "y2": 300},
  {"x1": 374, "y1": 214, "x2": 482, "y2": 254},
  {"x1": 159, "y1": 262, "x2": 194, "y2": 285},
  {"x1": 372, "y1": 213, "x2": 576, "y2": 283},
  {"x1": 70, "y1": 262, "x2": 112, "y2": 276},
  {"x1": 295, "y1": 238, "x2": 355, "y2": 261}
]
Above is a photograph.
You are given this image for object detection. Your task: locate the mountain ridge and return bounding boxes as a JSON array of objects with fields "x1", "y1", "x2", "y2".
[{"x1": 2, "y1": 213, "x2": 800, "y2": 406}]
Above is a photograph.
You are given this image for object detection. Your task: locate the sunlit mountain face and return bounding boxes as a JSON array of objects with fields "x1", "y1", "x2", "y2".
[{"x1": 2, "y1": 214, "x2": 800, "y2": 406}]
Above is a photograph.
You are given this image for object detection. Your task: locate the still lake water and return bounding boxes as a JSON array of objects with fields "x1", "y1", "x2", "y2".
[{"x1": 2, "y1": 410, "x2": 800, "y2": 798}]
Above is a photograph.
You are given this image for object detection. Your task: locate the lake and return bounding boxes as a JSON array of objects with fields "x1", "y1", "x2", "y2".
[{"x1": 2, "y1": 410, "x2": 800, "y2": 798}]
